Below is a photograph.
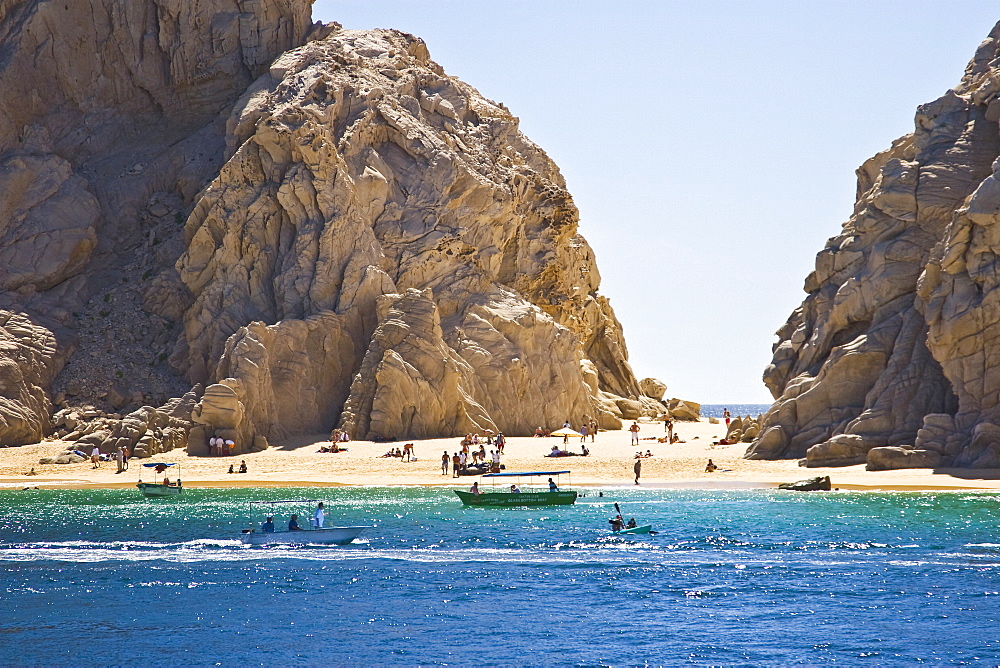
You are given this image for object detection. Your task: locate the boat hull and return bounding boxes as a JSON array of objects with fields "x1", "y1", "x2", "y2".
[
  {"x1": 615, "y1": 525, "x2": 653, "y2": 535},
  {"x1": 240, "y1": 526, "x2": 370, "y2": 545},
  {"x1": 454, "y1": 490, "x2": 577, "y2": 507},
  {"x1": 137, "y1": 482, "x2": 182, "y2": 497}
]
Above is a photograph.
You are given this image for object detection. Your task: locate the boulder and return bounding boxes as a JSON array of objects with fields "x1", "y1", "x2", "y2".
[
  {"x1": 638, "y1": 378, "x2": 667, "y2": 401},
  {"x1": 866, "y1": 446, "x2": 943, "y2": 471},
  {"x1": 778, "y1": 476, "x2": 832, "y2": 491},
  {"x1": 667, "y1": 398, "x2": 700, "y2": 421},
  {"x1": 805, "y1": 434, "x2": 869, "y2": 467}
]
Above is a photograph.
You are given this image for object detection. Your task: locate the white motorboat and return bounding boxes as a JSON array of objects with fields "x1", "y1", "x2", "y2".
[
  {"x1": 240, "y1": 525, "x2": 371, "y2": 545},
  {"x1": 240, "y1": 499, "x2": 371, "y2": 546}
]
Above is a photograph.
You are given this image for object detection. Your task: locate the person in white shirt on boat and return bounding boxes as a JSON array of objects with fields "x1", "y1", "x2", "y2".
[
  {"x1": 313, "y1": 502, "x2": 325, "y2": 529},
  {"x1": 470, "y1": 482, "x2": 481, "y2": 495}
]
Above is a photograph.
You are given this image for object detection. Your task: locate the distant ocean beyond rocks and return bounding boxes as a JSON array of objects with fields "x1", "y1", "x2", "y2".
[{"x1": 701, "y1": 404, "x2": 772, "y2": 418}]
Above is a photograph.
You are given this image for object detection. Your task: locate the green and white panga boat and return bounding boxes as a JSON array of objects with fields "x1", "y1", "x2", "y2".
[
  {"x1": 455, "y1": 470, "x2": 578, "y2": 507},
  {"x1": 136, "y1": 462, "x2": 182, "y2": 497}
]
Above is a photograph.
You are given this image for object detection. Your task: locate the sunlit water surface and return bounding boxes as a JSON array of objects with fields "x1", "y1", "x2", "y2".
[{"x1": 1, "y1": 487, "x2": 998, "y2": 666}]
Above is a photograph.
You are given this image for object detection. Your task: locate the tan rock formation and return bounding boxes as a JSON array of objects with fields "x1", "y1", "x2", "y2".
[
  {"x1": 639, "y1": 378, "x2": 667, "y2": 402},
  {"x1": 749, "y1": 21, "x2": 1000, "y2": 469},
  {"x1": 174, "y1": 27, "x2": 644, "y2": 440},
  {"x1": 0, "y1": 3, "x2": 645, "y2": 447}
]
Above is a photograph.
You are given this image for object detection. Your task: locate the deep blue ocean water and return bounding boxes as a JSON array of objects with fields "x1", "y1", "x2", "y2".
[
  {"x1": 700, "y1": 404, "x2": 772, "y2": 418},
  {"x1": 2, "y1": 487, "x2": 999, "y2": 666}
]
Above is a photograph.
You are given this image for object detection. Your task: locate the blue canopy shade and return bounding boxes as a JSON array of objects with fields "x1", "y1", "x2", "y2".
[
  {"x1": 482, "y1": 471, "x2": 570, "y2": 478},
  {"x1": 142, "y1": 463, "x2": 177, "y2": 468}
]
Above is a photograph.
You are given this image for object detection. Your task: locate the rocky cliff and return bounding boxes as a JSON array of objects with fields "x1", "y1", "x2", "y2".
[
  {"x1": 0, "y1": 0, "x2": 651, "y2": 453},
  {"x1": 748, "y1": 21, "x2": 1000, "y2": 469}
]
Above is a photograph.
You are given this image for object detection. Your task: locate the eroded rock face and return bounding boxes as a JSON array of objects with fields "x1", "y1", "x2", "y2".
[
  {"x1": 0, "y1": 4, "x2": 645, "y2": 446},
  {"x1": 0, "y1": 0, "x2": 315, "y2": 445},
  {"x1": 749, "y1": 21, "x2": 1000, "y2": 468},
  {"x1": 175, "y1": 28, "x2": 645, "y2": 439}
]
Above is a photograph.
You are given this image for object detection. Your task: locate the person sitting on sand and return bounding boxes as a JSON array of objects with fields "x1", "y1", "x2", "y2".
[
  {"x1": 534, "y1": 427, "x2": 544, "y2": 437},
  {"x1": 239, "y1": 460, "x2": 247, "y2": 473},
  {"x1": 510, "y1": 484, "x2": 521, "y2": 493},
  {"x1": 262, "y1": 516, "x2": 275, "y2": 533},
  {"x1": 228, "y1": 464, "x2": 235, "y2": 474},
  {"x1": 330, "y1": 442, "x2": 341, "y2": 453},
  {"x1": 705, "y1": 459, "x2": 717, "y2": 472},
  {"x1": 549, "y1": 445, "x2": 565, "y2": 457},
  {"x1": 645, "y1": 450, "x2": 653, "y2": 458},
  {"x1": 288, "y1": 514, "x2": 303, "y2": 531},
  {"x1": 671, "y1": 434, "x2": 684, "y2": 444},
  {"x1": 581, "y1": 444, "x2": 590, "y2": 456},
  {"x1": 470, "y1": 481, "x2": 481, "y2": 495}
]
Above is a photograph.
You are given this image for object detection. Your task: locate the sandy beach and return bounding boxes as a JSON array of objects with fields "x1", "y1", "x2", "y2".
[{"x1": 2, "y1": 418, "x2": 999, "y2": 492}]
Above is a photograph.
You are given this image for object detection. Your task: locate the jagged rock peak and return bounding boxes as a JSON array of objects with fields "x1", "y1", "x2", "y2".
[
  {"x1": 748, "y1": 20, "x2": 1000, "y2": 469},
  {"x1": 174, "y1": 26, "x2": 646, "y2": 441}
]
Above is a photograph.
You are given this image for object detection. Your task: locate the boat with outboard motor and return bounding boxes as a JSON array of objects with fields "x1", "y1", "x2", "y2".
[
  {"x1": 240, "y1": 499, "x2": 372, "y2": 545},
  {"x1": 454, "y1": 470, "x2": 578, "y2": 507},
  {"x1": 136, "y1": 462, "x2": 182, "y2": 497}
]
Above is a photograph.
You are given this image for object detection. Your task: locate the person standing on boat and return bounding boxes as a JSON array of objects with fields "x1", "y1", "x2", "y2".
[
  {"x1": 313, "y1": 502, "x2": 325, "y2": 529},
  {"x1": 548, "y1": 477, "x2": 558, "y2": 492}
]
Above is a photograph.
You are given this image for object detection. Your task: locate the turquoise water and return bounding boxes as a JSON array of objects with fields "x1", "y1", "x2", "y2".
[{"x1": 2, "y1": 487, "x2": 999, "y2": 666}]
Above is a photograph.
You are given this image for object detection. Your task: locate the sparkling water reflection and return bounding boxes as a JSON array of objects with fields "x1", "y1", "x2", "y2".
[{"x1": 1, "y1": 487, "x2": 998, "y2": 665}]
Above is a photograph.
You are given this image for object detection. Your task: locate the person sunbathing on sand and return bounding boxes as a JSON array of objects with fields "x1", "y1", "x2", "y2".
[{"x1": 705, "y1": 459, "x2": 717, "y2": 472}]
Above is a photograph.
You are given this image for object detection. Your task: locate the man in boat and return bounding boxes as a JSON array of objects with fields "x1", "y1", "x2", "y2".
[
  {"x1": 262, "y1": 516, "x2": 275, "y2": 533},
  {"x1": 626, "y1": 518, "x2": 637, "y2": 529},
  {"x1": 470, "y1": 481, "x2": 481, "y2": 495},
  {"x1": 288, "y1": 514, "x2": 303, "y2": 531},
  {"x1": 313, "y1": 502, "x2": 325, "y2": 529},
  {"x1": 510, "y1": 484, "x2": 521, "y2": 493},
  {"x1": 609, "y1": 515, "x2": 624, "y2": 532},
  {"x1": 548, "y1": 477, "x2": 558, "y2": 492}
]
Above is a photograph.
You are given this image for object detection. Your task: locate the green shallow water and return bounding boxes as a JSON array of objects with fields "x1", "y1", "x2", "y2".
[{"x1": 1, "y1": 486, "x2": 999, "y2": 666}]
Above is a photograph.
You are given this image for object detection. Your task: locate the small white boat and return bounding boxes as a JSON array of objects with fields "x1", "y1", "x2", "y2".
[
  {"x1": 240, "y1": 499, "x2": 371, "y2": 546},
  {"x1": 240, "y1": 526, "x2": 371, "y2": 545}
]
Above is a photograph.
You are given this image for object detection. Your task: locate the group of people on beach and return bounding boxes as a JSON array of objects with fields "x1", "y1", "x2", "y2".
[
  {"x1": 379, "y1": 443, "x2": 416, "y2": 460},
  {"x1": 87, "y1": 445, "x2": 131, "y2": 474},
  {"x1": 208, "y1": 435, "x2": 236, "y2": 456},
  {"x1": 445, "y1": 443, "x2": 502, "y2": 476}
]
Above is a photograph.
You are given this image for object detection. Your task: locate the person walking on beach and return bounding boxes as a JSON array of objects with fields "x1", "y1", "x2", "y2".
[
  {"x1": 629, "y1": 422, "x2": 640, "y2": 445},
  {"x1": 441, "y1": 451, "x2": 449, "y2": 475},
  {"x1": 91, "y1": 446, "x2": 101, "y2": 469},
  {"x1": 589, "y1": 419, "x2": 597, "y2": 442},
  {"x1": 724, "y1": 408, "x2": 731, "y2": 428},
  {"x1": 580, "y1": 424, "x2": 588, "y2": 442},
  {"x1": 496, "y1": 432, "x2": 505, "y2": 454},
  {"x1": 633, "y1": 458, "x2": 641, "y2": 485}
]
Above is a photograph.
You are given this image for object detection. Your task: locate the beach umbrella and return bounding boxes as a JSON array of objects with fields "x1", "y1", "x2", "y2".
[{"x1": 549, "y1": 428, "x2": 583, "y2": 437}]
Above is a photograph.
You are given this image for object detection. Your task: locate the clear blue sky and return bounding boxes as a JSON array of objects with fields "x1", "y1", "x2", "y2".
[{"x1": 314, "y1": 1, "x2": 999, "y2": 403}]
